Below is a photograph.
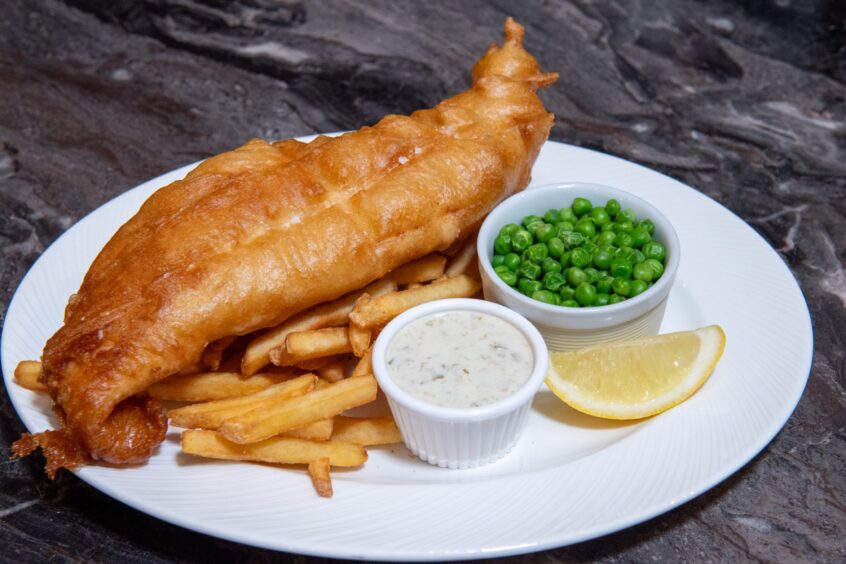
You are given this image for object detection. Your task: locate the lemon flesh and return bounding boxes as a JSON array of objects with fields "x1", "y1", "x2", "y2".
[{"x1": 545, "y1": 325, "x2": 726, "y2": 420}]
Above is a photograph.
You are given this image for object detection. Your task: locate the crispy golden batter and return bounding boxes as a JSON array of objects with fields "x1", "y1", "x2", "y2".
[{"x1": 25, "y1": 18, "x2": 557, "y2": 467}]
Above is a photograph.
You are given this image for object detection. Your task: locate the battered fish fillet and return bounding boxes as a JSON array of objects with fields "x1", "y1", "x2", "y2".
[{"x1": 16, "y1": 18, "x2": 557, "y2": 469}]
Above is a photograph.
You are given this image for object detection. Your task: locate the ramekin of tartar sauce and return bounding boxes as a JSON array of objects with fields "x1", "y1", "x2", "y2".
[{"x1": 372, "y1": 298, "x2": 548, "y2": 469}]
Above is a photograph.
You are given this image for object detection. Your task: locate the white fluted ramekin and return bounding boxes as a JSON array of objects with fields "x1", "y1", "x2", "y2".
[
  {"x1": 372, "y1": 298, "x2": 548, "y2": 469},
  {"x1": 477, "y1": 183, "x2": 680, "y2": 352}
]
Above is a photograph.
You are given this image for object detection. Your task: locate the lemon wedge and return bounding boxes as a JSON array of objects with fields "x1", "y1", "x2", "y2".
[{"x1": 545, "y1": 325, "x2": 726, "y2": 419}]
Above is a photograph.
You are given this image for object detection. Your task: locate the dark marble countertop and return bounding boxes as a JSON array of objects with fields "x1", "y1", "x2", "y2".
[{"x1": 2, "y1": 1, "x2": 844, "y2": 561}]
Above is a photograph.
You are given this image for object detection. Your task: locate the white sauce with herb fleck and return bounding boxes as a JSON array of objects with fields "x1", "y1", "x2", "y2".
[{"x1": 386, "y1": 311, "x2": 533, "y2": 408}]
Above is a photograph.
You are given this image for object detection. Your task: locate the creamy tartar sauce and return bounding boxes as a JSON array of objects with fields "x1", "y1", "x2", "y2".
[{"x1": 385, "y1": 311, "x2": 533, "y2": 408}]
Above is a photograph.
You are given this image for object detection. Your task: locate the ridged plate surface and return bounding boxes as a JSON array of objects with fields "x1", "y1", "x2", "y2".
[{"x1": 1, "y1": 140, "x2": 812, "y2": 560}]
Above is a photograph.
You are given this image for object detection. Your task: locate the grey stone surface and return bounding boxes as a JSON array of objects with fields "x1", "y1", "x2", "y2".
[{"x1": 1, "y1": 0, "x2": 844, "y2": 561}]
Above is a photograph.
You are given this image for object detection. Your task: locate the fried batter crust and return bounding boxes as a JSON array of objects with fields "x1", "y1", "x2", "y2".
[{"x1": 32, "y1": 18, "x2": 557, "y2": 467}]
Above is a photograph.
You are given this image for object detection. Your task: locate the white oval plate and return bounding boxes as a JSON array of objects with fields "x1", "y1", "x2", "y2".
[{"x1": 2, "y1": 140, "x2": 812, "y2": 560}]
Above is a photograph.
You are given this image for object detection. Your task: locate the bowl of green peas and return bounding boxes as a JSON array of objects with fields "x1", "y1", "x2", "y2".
[{"x1": 477, "y1": 183, "x2": 680, "y2": 351}]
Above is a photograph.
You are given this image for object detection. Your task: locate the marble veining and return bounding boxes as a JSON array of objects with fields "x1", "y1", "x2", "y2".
[{"x1": 1, "y1": 0, "x2": 844, "y2": 561}]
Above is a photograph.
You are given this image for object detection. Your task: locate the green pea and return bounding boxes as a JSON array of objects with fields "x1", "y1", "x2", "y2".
[
  {"x1": 492, "y1": 254, "x2": 505, "y2": 267},
  {"x1": 590, "y1": 207, "x2": 611, "y2": 226},
  {"x1": 614, "y1": 232, "x2": 634, "y2": 248},
  {"x1": 555, "y1": 221, "x2": 575, "y2": 234},
  {"x1": 526, "y1": 243, "x2": 548, "y2": 263},
  {"x1": 547, "y1": 237, "x2": 565, "y2": 259},
  {"x1": 500, "y1": 223, "x2": 521, "y2": 237},
  {"x1": 525, "y1": 220, "x2": 545, "y2": 236},
  {"x1": 600, "y1": 221, "x2": 616, "y2": 232},
  {"x1": 494, "y1": 234, "x2": 512, "y2": 255},
  {"x1": 593, "y1": 249, "x2": 613, "y2": 270},
  {"x1": 608, "y1": 294, "x2": 625, "y2": 304},
  {"x1": 542, "y1": 257, "x2": 562, "y2": 274},
  {"x1": 503, "y1": 253, "x2": 521, "y2": 271},
  {"x1": 570, "y1": 247, "x2": 591, "y2": 268},
  {"x1": 517, "y1": 278, "x2": 532, "y2": 294},
  {"x1": 524, "y1": 280, "x2": 543, "y2": 295},
  {"x1": 645, "y1": 258, "x2": 664, "y2": 278},
  {"x1": 572, "y1": 197, "x2": 592, "y2": 217},
  {"x1": 584, "y1": 267, "x2": 601, "y2": 284},
  {"x1": 610, "y1": 259, "x2": 633, "y2": 279},
  {"x1": 630, "y1": 279, "x2": 648, "y2": 296},
  {"x1": 543, "y1": 271, "x2": 567, "y2": 291},
  {"x1": 531, "y1": 289, "x2": 558, "y2": 304},
  {"x1": 511, "y1": 229, "x2": 533, "y2": 251},
  {"x1": 642, "y1": 241, "x2": 666, "y2": 262},
  {"x1": 497, "y1": 270, "x2": 518, "y2": 286},
  {"x1": 559, "y1": 285, "x2": 576, "y2": 300},
  {"x1": 522, "y1": 215, "x2": 543, "y2": 228},
  {"x1": 574, "y1": 219, "x2": 596, "y2": 238},
  {"x1": 617, "y1": 209, "x2": 637, "y2": 224},
  {"x1": 559, "y1": 231, "x2": 583, "y2": 249},
  {"x1": 535, "y1": 223, "x2": 556, "y2": 243},
  {"x1": 543, "y1": 208, "x2": 561, "y2": 224},
  {"x1": 558, "y1": 207, "x2": 578, "y2": 223},
  {"x1": 614, "y1": 247, "x2": 637, "y2": 264},
  {"x1": 559, "y1": 250, "x2": 570, "y2": 268},
  {"x1": 596, "y1": 276, "x2": 614, "y2": 294},
  {"x1": 638, "y1": 219, "x2": 655, "y2": 234},
  {"x1": 613, "y1": 220, "x2": 634, "y2": 233},
  {"x1": 594, "y1": 293, "x2": 610, "y2": 306},
  {"x1": 632, "y1": 250, "x2": 646, "y2": 264},
  {"x1": 605, "y1": 199, "x2": 621, "y2": 216},
  {"x1": 597, "y1": 230, "x2": 617, "y2": 247},
  {"x1": 574, "y1": 282, "x2": 597, "y2": 306},
  {"x1": 518, "y1": 260, "x2": 542, "y2": 280},
  {"x1": 561, "y1": 299, "x2": 580, "y2": 308},
  {"x1": 612, "y1": 277, "x2": 632, "y2": 297},
  {"x1": 566, "y1": 267, "x2": 588, "y2": 287},
  {"x1": 630, "y1": 228, "x2": 651, "y2": 248},
  {"x1": 633, "y1": 261, "x2": 654, "y2": 282}
]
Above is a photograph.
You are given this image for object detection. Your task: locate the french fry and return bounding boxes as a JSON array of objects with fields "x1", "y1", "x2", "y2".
[
  {"x1": 149, "y1": 370, "x2": 300, "y2": 402},
  {"x1": 177, "y1": 362, "x2": 205, "y2": 376},
  {"x1": 241, "y1": 279, "x2": 395, "y2": 375},
  {"x1": 167, "y1": 374, "x2": 317, "y2": 429},
  {"x1": 271, "y1": 327, "x2": 352, "y2": 367},
  {"x1": 331, "y1": 416, "x2": 403, "y2": 446},
  {"x1": 219, "y1": 375, "x2": 378, "y2": 444},
  {"x1": 201, "y1": 336, "x2": 236, "y2": 370},
  {"x1": 316, "y1": 359, "x2": 347, "y2": 383},
  {"x1": 308, "y1": 457, "x2": 333, "y2": 498},
  {"x1": 442, "y1": 236, "x2": 468, "y2": 257},
  {"x1": 14, "y1": 361, "x2": 45, "y2": 392},
  {"x1": 349, "y1": 275, "x2": 480, "y2": 329},
  {"x1": 351, "y1": 348, "x2": 373, "y2": 378},
  {"x1": 285, "y1": 418, "x2": 334, "y2": 441},
  {"x1": 295, "y1": 357, "x2": 337, "y2": 371},
  {"x1": 444, "y1": 237, "x2": 478, "y2": 278},
  {"x1": 348, "y1": 322, "x2": 371, "y2": 357},
  {"x1": 182, "y1": 430, "x2": 367, "y2": 467},
  {"x1": 387, "y1": 253, "x2": 446, "y2": 286}
]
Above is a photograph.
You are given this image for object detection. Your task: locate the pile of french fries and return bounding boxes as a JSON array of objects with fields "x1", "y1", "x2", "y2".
[{"x1": 14, "y1": 238, "x2": 481, "y2": 497}]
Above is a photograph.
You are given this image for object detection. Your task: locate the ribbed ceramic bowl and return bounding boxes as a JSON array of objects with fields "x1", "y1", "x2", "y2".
[
  {"x1": 372, "y1": 298, "x2": 548, "y2": 469},
  {"x1": 477, "y1": 183, "x2": 680, "y2": 351}
]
